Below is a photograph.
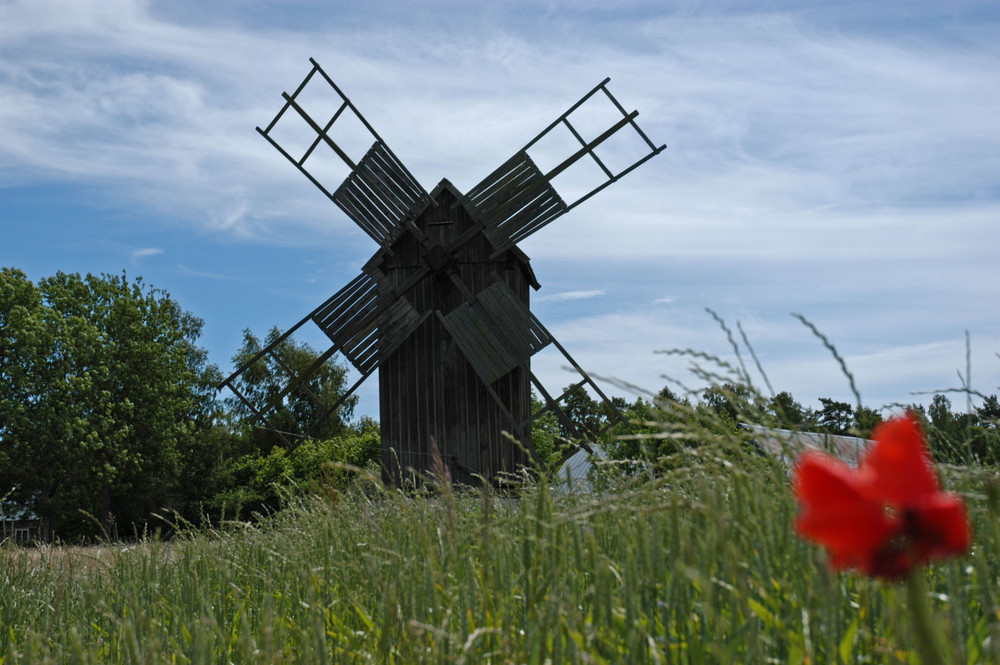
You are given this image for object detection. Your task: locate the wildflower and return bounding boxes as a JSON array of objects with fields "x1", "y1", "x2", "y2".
[{"x1": 793, "y1": 413, "x2": 970, "y2": 579}]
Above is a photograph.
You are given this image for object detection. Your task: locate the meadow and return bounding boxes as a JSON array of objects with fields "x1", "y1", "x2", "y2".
[{"x1": 2, "y1": 421, "x2": 999, "y2": 664}]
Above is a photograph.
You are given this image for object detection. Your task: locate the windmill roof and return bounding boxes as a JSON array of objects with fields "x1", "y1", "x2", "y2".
[
  {"x1": 363, "y1": 178, "x2": 541, "y2": 290},
  {"x1": 428, "y1": 177, "x2": 463, "y2": 202},
  {"x1": 431, "y1": 179, "x2": 541, "y2": 290}
]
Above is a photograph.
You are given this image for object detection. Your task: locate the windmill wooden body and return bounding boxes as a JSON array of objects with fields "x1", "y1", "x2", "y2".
[{"x1": 221, "y1": 59, "x2": 665, "y2": 484}]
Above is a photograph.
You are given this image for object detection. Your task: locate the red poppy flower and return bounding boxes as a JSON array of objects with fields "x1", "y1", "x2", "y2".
[{"x1": 792, "y1": 413, "x2": 970, "y2": 579}]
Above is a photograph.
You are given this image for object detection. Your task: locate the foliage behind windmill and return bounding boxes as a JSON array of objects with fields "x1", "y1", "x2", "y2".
[{"x1": 221, "y1": 59, "x2": 665, "y2": 484}]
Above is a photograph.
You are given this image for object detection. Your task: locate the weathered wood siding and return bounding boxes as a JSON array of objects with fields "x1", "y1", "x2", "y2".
[{"x1": 378, "y1": 180, "x2": 533, "y2": 485}]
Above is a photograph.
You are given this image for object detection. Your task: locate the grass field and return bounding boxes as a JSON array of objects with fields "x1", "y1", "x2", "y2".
[{"x1": 2, "y1": 424, "x2": 999, "y2": 664}]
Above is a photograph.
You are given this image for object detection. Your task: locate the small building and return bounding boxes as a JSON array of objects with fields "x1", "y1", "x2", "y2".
[
  {"x1": 554, "y1": 425, "x2": 872, "y2": 493},
  {"x1": 0, "y1": 506, "x2": 41, "y2": 544}
]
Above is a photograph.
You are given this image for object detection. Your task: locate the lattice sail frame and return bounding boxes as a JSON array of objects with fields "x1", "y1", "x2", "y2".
[
  {"x1": 257, "y1": 58, "x2": 431, "y2": 246},
  {"x1": 222, "y1": 59, "x2": 665, "y2": 459},
  {"x1": 463, "y1": 77, "x2": 665, "y2": 254}
]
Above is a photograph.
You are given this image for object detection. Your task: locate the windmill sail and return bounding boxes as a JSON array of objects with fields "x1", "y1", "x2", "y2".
[
  {"x1": 332, "y1": 141, "x2": 429, "y2": 244},
  {"x1": 463, "y1": 152, "x2": 568, "y2": 255},
  {"x1": 220, "y1": 269, "x2": 432, "y2": 451},
  {"x1": 438, "y1": 279, "x2": 551, "y2": 385},
  {"x1": 310, "y1": 273, "x2": 428, "y2": 376},
  {"x1": 257, "y1": 58, "x2": 430, "y2": 245},
  {"x1": 462, "y1": 78, "x2": 666, "y2": 254}
]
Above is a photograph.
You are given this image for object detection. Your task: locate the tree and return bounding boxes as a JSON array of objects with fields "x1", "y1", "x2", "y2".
[
  {"x1": 210, "y1": 417, "x2": 381, "y2": 517},
  {"x1": 768, "y1": 391, "x2": 808, "y2": 428},
  {"x1": 225, "y1": 328, "x2": 356, "y2": 453},
  {"x1": 817, "y1": 398, "x2": 853, "y2": 435},
  {"x1": 853, "y1": 405, "x2": 883, "y2": 439},
  {"x1": 979, "y1": 395, "x2": 1000, "y2": 429},
  {"x1": 0, "y1": 269, "x2": 221, "y2": 540},
  {"x1": 701, "y1": 383, "x2": 757, "y2": 425},
  {"x1": 529, "y1": 392, "x2": 562, "y2": 469},
  {"x1": 603, "y1": 395, "x2": 686, "y2": 473},
  {"x1": 558, "y1": 384, "x2": 604, "y2": 439},
  {"x1": 928, "y1": 394, "x2": 955, "y2": 433},
  {"x1": 211, "y1": 329, "x2": 360, "y2": 516}
]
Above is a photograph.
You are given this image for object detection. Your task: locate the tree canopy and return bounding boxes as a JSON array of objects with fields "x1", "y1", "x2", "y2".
[
  {"x1": 0, "y1": 269, "x2": 220, "y2": 539},
  {"x1": 225, "y1": 327, "x2": 357, "y2": 453}
]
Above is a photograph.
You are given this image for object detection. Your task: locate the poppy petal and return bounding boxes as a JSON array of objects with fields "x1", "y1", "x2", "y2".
[
  {"x1": 866, "y1": 536, "x2": 916, "y2": 580},
  {"x1": 862, "y1": 413, "x2": 939, "y2": 503},
  {"x1": 793, "y1": 452, "x2": 894, "y2": 557},
  {"x1": 907, "y1": 492, "x2": 972, "y2": 560}
]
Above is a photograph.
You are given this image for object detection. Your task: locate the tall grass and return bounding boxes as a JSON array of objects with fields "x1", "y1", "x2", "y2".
[{"x1": 2, "y1": 424, "x2": 999, "y2": 663}]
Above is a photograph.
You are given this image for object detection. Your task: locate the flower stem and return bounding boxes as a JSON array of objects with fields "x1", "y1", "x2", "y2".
[{"x1": 905, "y1": 570, "x2": 950, "y2": 664}]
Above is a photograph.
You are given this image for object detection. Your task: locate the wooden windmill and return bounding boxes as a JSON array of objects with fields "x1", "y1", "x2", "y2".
[{"x1": 221, "y1": 59, "x2": 665, "y2": 484}]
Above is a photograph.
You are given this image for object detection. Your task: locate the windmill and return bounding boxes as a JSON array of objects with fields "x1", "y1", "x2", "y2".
[{"x1": 221, "y1": 59, "x2": 665, "y2": 484}]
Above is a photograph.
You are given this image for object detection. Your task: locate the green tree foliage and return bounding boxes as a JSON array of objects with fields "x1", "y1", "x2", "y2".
[
  {"x1": 215, "y1": 330, "x2": 367, "y2": 516},
  {"x1": 558, "y1": 384, "x2": 604, "y2": 439},
  {"x1": 700, "y1": 382, "x2": 761, "y2": 432},
  {"x1": 763, "y1": 392, "x2": 881, "y2": 438},
  {"x1": 212, "y1": 417, "x2": 381, "y2": 517},
  {"x1": 979, "y1": 395, "x2": 1000, "y2": 425},
  {"x1": 0, "y1": 269, "x2": 220, "y2": 540},
  {"x1": 604, "y1": 384, "x2": 759, "y2": 477},
  {"x1": 528, "y1": 392, "x2": 562, "y2": 469},
  {"x1": 768, "y1": 391, "x2": 809, "y2": 428},
  {"x1": 603, "y1": 388, "x2": 693, "y2": 473},
  {"x1": 817, "y1": 397, "x2": 854, "y2": 435},
  {"x1": 918, "y1": 393, "x2": 1000, "y2": 465},
  {"x1": 853, "y1": 405, "x2": 883, "y2": 439},
  {"x1": 225, "y1": 328, "x2": 357, "y2": 453}
]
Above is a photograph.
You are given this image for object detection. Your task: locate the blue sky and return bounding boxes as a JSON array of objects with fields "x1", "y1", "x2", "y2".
[{"x1": 2, "y1": 0, "x2": 999, "y2": 419}]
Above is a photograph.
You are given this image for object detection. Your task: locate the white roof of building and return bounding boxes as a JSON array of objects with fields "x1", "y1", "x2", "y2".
[
  {"x1": 744, "y1": 424, "x2": 871, "y2": 466},
  {"x1": 554, "y1": 445, "x2": 608, "y2": 492}
]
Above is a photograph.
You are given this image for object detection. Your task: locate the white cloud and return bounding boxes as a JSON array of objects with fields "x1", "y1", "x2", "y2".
[
  {"x1": 2, "y1": 1, "x2": 997, "y2": 256},
  {"x1": 538, "y1": 289, "x2": 605, "y2": 302},
  {"x1": 176, "y1": 264, "x2": 243, "y2": 281},
  {"x1": 529, "y1": 304, "x2": 1000, "y2": 413},
  {"x1": 129, "y1": 247, "x2": 162, "y2": 265}
]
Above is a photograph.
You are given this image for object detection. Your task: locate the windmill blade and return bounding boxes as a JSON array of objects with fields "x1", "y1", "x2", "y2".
[
  {"x1": 434, "y1": 279, "x2": 542, "y2": 457},
  {"x1": 219, "y1": 327, "x2": 364, "y2": 452},
  {"x1": 460, "y1": 78, "x2": 666, "y2": 254},
  {"x1": 477, "y1": 277, "x2": 628, "y2": 443},
  {"x1": 525, "y1": 333, "x2": 631, "y2": 446},
  {"x1": 310, "y1": 272, "x2": 430, "y2": 376},
  {"x1": 333, "y1": 141, "x2": 431, "y2": 244},
  {"x1": 439, "y1": 276, "x2": 625, "y2": 459},
  {"x1": 463, "y1": 152, "x2": 568, "y2": 255},
  {"x1": 257, "y1": 58, "x2": 430, "y2": 245},
  {"x1": 438, "y1": 304, "x2": 519, "y2": 386},
  {"x1": 439, "y1": 280, "x2": 552, "y2": 386},
  {"x1": 220, "y1": 267, "x2": 433, "y2": 451},
  {"x1": 475, "y1": 277, "x2": 626, "y2": 442}
]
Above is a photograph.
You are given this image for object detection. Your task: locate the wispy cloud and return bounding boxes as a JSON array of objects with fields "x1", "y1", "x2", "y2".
[
  {"x1": 538, "y1": 289, "x2": 605, "y2": 302},
  {"x1": 531, "y1": 306, "x2": 1000, "y2": 411},
  {"x1": 129, "y1": 247, "x2": 162, "y2": 265},
  {"x1": 176, "y1": 264, "x2": 244, "y2": 282},
  {"x1": 2, "y1": 1, "x2": 997, "y2": 258}
]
